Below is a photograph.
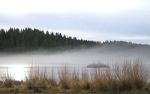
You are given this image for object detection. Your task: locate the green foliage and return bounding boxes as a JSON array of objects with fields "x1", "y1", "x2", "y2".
[{"x1": 0, "y1": 28, "x2": 98, "y2": 51}]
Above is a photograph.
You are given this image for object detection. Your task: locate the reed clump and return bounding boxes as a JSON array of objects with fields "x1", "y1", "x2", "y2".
[
  {"x1": 58, "y1": 66, "x2": 70, "y2": 90},
  {"x1": 114, "y1": 60, "x2": 148, "y2": 91},
  {"x1": 80, "y1": 69, "x2": 90, "y2": 90},
  {"x1": 0, "y1": 59, "x2": 148, "y2": 93},
  {"x1": 89, "y1": 59, "x2": 148, "y2": 91},
  {"x1": 26, "y1": 60, "x2": 148, "y2": 92},
  {"x1": 24, "y1": 66, "x2": 57, "y2": 92},
  {"x1": 90, "y1": 68, "x2": 114, "y2": 91},
  {"x1": 69, "y1": 68, "x2": 81, "y2": 91},
  {"x1": 0, "y1": 70, "x2": 15, "y2": 88}
]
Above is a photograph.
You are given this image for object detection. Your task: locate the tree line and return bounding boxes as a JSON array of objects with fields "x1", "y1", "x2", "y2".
[{"x1": 0, "y1": 28, "x2": 99, "y2": 51}]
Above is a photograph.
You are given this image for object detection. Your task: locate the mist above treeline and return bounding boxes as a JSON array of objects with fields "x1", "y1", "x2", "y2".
[{"x1": 0, "y1": 28, "x2": 148, "y2": 52}]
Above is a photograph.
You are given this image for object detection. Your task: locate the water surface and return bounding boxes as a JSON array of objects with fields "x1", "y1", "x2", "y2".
[{"x1": 0, "y1": 46, "x2": 149, "y2": 80}]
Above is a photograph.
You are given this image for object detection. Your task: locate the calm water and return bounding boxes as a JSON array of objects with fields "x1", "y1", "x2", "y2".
[{"x1": 0, "y1": 46, "x2": 149, "y2": 80}]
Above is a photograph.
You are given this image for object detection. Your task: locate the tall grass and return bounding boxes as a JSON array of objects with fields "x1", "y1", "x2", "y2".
[
  {"x1": 24, "y1": 66, "x2": 57, "y2": 92},
  {"x1": 80, "y1": 68, "x2": 90, "y2": 90},
  {"x1": 0, "y1": 59, "x2": 148, "y2": 93},
  {"x1": 114, "y1": 59, "x2": 148, "y2": 90},
  {"x1": 90, "y1": 59, "x2": 148, "y2": 91},
  {"x1": 90, "y1": 68, "x2": 114, "y2": 91},
  {"x1": 58, "y1": 65, "x2": 70, "y2": 90},
  {"x1": 0, "y1": 68, "x2": 15, "y2": 88}
]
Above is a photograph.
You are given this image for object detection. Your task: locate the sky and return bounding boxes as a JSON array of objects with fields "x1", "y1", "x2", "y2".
[{"x1": 0, "y1": 0, "x2": 150, "y2": 44}]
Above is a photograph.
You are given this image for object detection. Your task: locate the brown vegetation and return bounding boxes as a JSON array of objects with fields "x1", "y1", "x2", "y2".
[{"x1": 0, "y1": 59, "x2": 149, "y2": 93}]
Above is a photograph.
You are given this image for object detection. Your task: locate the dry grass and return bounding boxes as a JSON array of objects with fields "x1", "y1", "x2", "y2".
[
  {"x1": 114, "y1": 59, "x2": 148, "y2": 90},
  {"x1": 0, "y1": 69, "x2": 15, "y2": 88},
  {"x1": 90, "y1": 59, "x2": 148, "y2": 91},
  {"x1": 58, "y1": 65, "x2": 70, "y2": 90},
  {"x1": 80, "y1": 68, "x2": 90, "y2": 90},
  {"x1": 24, "y1": 66, "x2": 57, "y2": 92},
  {"x1": 0, "y1": 59, "x2": 148, "y2": 93}
]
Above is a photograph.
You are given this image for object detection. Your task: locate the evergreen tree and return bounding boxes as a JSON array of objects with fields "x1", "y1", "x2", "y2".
[{"x1": 0, "y1": 28, "x2": 99, "y2": 51}]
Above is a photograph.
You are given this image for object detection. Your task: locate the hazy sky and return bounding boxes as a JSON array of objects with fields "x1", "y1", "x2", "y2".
[{"x1": 0, "y1": 0, "x2": 150, "y2": 44}]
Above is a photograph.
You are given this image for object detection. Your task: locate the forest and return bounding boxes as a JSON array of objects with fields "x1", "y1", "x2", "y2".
[
  {"x1": 0, "y1": 28, "x2": 145, "y2": 52},
  {"x1": 0, "y1": 28, "x2": 99, "y2": 51}
]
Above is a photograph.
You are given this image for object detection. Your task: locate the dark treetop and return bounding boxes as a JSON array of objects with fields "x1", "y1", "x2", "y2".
[
  {"x1": 0, "y1": 28, "x2": 147, "y2": 52},
  {"x1": 0, "y1": 28, "x2": 99, "y2": 51}
]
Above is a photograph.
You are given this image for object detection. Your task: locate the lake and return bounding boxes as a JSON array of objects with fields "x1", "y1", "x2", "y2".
[{"x1": 0, "y1": 46, "x2": 150, "y2": 81}]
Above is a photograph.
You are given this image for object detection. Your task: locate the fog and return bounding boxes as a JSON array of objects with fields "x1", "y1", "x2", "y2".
[
  {"x1": 0, "y1": 45, "x2": 150, "y2": 67},
  {"x1": 0, "y1": 45, "x2": 150, "y2": 80}
]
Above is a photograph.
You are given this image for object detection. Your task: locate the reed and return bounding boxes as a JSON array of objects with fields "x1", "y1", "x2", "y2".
[
  {"x1": 69, "y1": 67, "x2": 81, "y2": 91},
  {"x1": 21, "y1": 59, "x2": 150, "y2": 92},
  {"x1": 89, "y1": 59, "x2": 148, "y2": 91},
  {"x1": 0, "y1": 59, "x2": 148, "y2": 93},
  {"x1": 58, "y1": 65, "x2": 70, "y2": 90},
  {"x1": 24, "y1": 66, "x2": 57, "y2": 92},
  {"x1": 114, "y1": 59, "x2": 148, "y2": 90},
  {"x1": 90, "y1": 68, "x2": 114, "y2": 91},
  {"x1": 0, "y1": 68, "x2": 15, "y2": 88},
  {"x1": 80, "y1": 68, "x2": 90, "y2": 90}
]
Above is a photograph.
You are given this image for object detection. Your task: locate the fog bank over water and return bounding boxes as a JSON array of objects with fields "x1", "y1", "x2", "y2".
[
  {"x1": 0, "y1": 45, "x2": 150, "y2": 67},
  {"x1": 0, "y1": 45, "x2": 149, "y2": 81}
]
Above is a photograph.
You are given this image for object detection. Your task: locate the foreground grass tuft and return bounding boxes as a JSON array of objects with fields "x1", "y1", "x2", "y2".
[{"x1": 0, "y1": 59, "x2": 149, "y2": 93}]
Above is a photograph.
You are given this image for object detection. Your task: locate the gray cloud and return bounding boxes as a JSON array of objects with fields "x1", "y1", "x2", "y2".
[{"x1": 0, "y1": 9, "x2": 150, "y2": 44}]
